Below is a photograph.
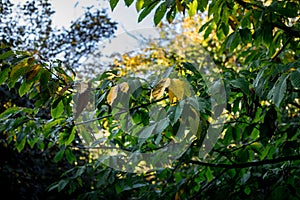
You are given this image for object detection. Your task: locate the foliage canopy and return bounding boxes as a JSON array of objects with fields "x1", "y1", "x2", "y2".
[{"x1": 1, "y1": 0, "x2": 300, "y2": 199}]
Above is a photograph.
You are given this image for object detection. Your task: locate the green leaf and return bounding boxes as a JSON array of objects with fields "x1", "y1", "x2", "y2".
[
  {"x1": 124, "y1": 0, "x2": 134, "y2": 7},
  {"x1": 168, "y1": 101, "x2": 184, "y2": 125},
  {"x1": 205, "y1": 167, "x2": 213, "y2": 182},
  {"x1": 198, "y1": 19, "x2": 212, "y2": 33},
  {"x1": 188, "y1": 0, "x2": 198, "y2": 17},
  {"x1": 166, "y1": 5, "x2": 176, "y2": 23},
  {"x1": 16, "y1": 135, "x2": 26, "y2": 152},
  {"x1": 136, "y1": 0, "x2": 144, "y2": 12},
  {"x1": 231, "y1": 78, "x2": 250, "y2": 95},
  {"x1": 51, "y1": 100, "x2": 64, "y2": 119},
  {"x1": 226, "y1": 31, "x2": 240, "y2": 52},
  {"x1": 110, "y1": 0, "x2": 119, "y2": 11},
  {"x1": 138, "y1": 124, "x2": 156, "y2": 145},
  {"x1": 0, "y1": 107, "x2": 23, "y2": 118},
  {"x1": 54, "y1": 148, "x2": 65, "y2": 162},
  {"x1": 0, "y1": 50, "x2": 14, "y2": 60},
  {"x1": 221, "y1": 22, "x2": 229, "y2": 36},
  {"x1": 0, "y1": 67, "x2": 10, "y2": 85},
  {"x1": 65, "y1": 126, "x2": 76, "y2": 145},
  {"x1": 290, "y1": 69, "x2": 300, "y2": 89},
  {"x1": 9, "y1": 57, "x2": 33, "y2": 88},
  {"x1": 154, "y1": 2, "x2": 167, "y2": 26},
  {"x1": 268, "y1": 74, "x2": 289, "y2": 107},
  {"x1": 138, "y1": 1, "x2": 159, "y2": 23},
  {"x1": 57, "y1": 179, "x2": 69, "y2": 192},
  {"x1": 270, "y1": 1, "x2": 299, "y2": 18},
  {"x1": 154, "y1": 118, "x2": 170, "y2": 135},
  {"x1": 239, "y1": 28, "x2": 252, "y2": 44},
  {"x1": 241, "y1": 10, "x2": 252, "y2": 28},
  {"x1": 198, "y1": 0, "x2": 208, "y2": 12},
  {"x1": 19, "y1": 80, "x2": 34, "y2": 97},
  {"x1": 262, "y1": 22, "x2": 273, "y2": 47},
  {"x1": 65, "y1": 148, "x2": 76, "y2": 163},
  {"x1": 238, "y1": 149, "x2": 250, "y2": 162}
]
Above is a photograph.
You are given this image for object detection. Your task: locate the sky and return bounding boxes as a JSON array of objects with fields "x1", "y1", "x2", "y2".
[
  {"x1": 50, "y1": 0, "x2": 155, "y2": 33},
  {"x1": 11, "y1": 0, "x2": 160, "y2": 57},
  {"x1": 50, "y1": 0, "x2": 160, "y2": 61}
]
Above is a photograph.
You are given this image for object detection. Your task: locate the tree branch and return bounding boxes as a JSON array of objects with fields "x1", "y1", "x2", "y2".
[
  {"x1": 271, "y1": 37, "x2": 292, "y2": 62},
  {"x1": 190, "y1": 154, "x2": 300, "y2": 168}
]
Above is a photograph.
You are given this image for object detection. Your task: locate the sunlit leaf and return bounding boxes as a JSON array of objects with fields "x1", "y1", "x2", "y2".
[
  {"x1": 9, "y1": 57, "x2": 33, "y2": 88},
  {"x1": 19, "y1": 80, "x2": 34, "y2": 97},
  {"x1": 205, "y1": 167, "x2": 213, "y2": 182},
  {"x1": 107, "y1": 82, "x2": 129, "y2": 106},
  {"x1": 26, "y1": 64, "x2": 41, "y2": 81},
  {"x1": 51, "y1": 100, "x2": 64, "y2": 119},
  {"x1": 188, "y1": 0, "x2": 198, "y2": 17},
  {"x1": 135, "y1": 0, "x2": 144, "y2": 12},
  {"x1": 151, "y1": 78, "x2": 170, "y2": 100},
  {"x1": 168, "y1": 79, "x2": 191, "y2": 102},
  {"x1": 65, "y1": 126, "x2": 76, "y2": 145}
]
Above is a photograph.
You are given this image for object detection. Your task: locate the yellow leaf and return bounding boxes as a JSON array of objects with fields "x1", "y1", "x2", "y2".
[
  {"x1": 107, "y1": 82, "x2": 129, "y2": 106},
  {"x1": 168, "y1": 79, "x2": 191, "y2": 101},
  {"x1": 168, "y1": 89, "x2": 177, "y2": 104},
  {"x1": 151, "y1": 78, "x2": 170, "y2": 101},
  {"x1": 119, "y1": 82, "x2": 129, "y2": 93},
  {"x1": 136, "y1": 0, "x2": 144, "y2": 12},
  {"x1": 107, "y1": 86, "x2": 118, "y2": 106},
  {"x1": 175, "y1": 191, "x2": 182, "y2": 200},
  {"x1": 26, "y1": 64, "x2": 40, "y2": 81},
  {"x1": 176, "y1": 0, "x2": 184, "y2": 12},
  {"x1": 10, "y1": 57, "x2": 31, "y2": 79}
]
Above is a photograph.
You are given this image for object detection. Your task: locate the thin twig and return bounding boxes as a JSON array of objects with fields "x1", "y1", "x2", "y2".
[{"x1": 189, "y1": 154, "x2": 300, "y2": 168}]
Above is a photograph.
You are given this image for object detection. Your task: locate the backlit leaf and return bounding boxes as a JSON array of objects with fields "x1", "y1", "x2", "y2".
[
  {"x1": 107, "y1": 82, "x2": 129, "y2": 106},
  {"x1": 188, "y1": 0, "x2": 198, "y2": 17},
  {"x1": 136, "y1": 0, "x2": 144, "y2": 12},
  {"x1": 168, "y1": 79, "x2": 191, "y2": 102},
  {"x1": 9, "y1": 57, "x2": 33, "y2": 88}
]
